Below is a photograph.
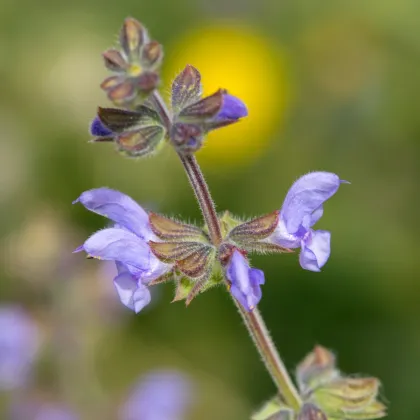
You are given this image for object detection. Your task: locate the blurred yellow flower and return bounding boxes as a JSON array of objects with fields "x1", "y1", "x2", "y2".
[{"x1": 165, "y1": 22, "x2": 289, "y2": 170}]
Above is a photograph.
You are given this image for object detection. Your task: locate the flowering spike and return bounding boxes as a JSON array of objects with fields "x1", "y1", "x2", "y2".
[
  {"x1": 171, "y1": 65, "x2": 202, "y2": 113},
  {"x1": 120, "y1": 18, "x2": 148, "y2": 58},
  {"x1": 149, "y1": 212, "x2": 207, "y2": 241}
]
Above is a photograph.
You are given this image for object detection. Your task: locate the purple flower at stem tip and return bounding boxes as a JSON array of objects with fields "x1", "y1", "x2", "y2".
[
  {"x1": 216, "y1": 93, "x2": 248, "y2": 121},
  {"x1": 226, "y1": 250, "x2": 265, "y2": 312},
  {"x1": 270, "y1": 172, "x2": 348, "y2": 272},
  {"x1": 73, "y1": 188, "x2": 171, "y2": 313}
]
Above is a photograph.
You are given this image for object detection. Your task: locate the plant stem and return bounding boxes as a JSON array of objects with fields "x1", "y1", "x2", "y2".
[
  {"x1": 235, "y1": 303, "x2": 302, "y2": 411},
  {"x1": 178, "y1": 154, "x2": 223, "y2": 246},
  {"x1": 151, "y1": 90, "x2": 302, "y2": 410}
]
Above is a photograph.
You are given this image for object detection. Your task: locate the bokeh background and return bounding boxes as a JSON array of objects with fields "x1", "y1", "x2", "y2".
[{"x1": 0, "y1": 0, "x2": 418, "y2": 418}]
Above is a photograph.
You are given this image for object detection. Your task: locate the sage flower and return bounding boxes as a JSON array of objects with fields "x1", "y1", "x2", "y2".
[
  {"x1": 9, "y1": 402, "x2": 79, "y2": 420},
  {"x1": 73, "y1": 188, "x2": 171, "y2": 312},
  {"x1": 270, "y1": 172, "x2": 346, "y2": 272},
  {"x1": 0, "y1": 305, "x2": 39, "y2": 390},
  {"x1": 121, "y1": 370, "x2": 192, "y2": 420},
  {"x1": 226, "y1": 250, "x2": 265, "y2": 312}
]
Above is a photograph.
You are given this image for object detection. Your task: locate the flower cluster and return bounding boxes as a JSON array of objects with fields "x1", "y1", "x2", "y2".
[
  {"x1": 101, "y1": 18, "x2": 163, "y2": 106},
  {"x1": 74, "y1": 171, "x2": 344, "y2": 313},
  {"x1": 252, "y1": 346, "x2": 386, "y2": 420},
  {"x1": 90, "y1": 63, "x2": 247, "y2": 157}
]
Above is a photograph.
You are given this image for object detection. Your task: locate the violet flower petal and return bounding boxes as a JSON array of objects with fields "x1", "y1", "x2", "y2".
[
  {"x1": 226, "y1": 251, "x2": 265, "y2": 312},
  {"x1": 113, "y1": 267, "x2": 151, "y2": 313},
  {"x1": 0, "y1": 306, "x2": 39, "y2": 390},
  {"x1": 9, "y1": 403, "x2": 79, "y2": 420},
  {"x1": 299, "y1": 230, "x2": 331, "y2": 272},
  {"x1": 216, "y1": 93, "x2": 248, "y2": 120},
  {"x1": 121, "y1": 370, "x2": 192, "y2": 420},
  {"x1": 309, "y1": 205, "x2": 324, "y2": 227},
  {"x1": 90, "y1": 116, "x2": 113, "y2": 137},
  {"x1": 281, "y1": 172, "x2": 342, "y2": 234},
  {"x1": 73, "y1": 188, "x2": 150, "y2": 239},
  {"x1": 81, "y1": 228, "x2": 150, "y2": 272}
]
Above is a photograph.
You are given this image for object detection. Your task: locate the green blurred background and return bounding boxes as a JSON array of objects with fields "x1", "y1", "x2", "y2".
[{"x1": 0, "y1": 0, "x2": 418, "y2": 418}]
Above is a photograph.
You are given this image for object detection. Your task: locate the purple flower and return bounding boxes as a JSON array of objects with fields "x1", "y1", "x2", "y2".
[
  {"x1": 90, "y1": 116, "x2": 113, "y2": 137},
  {"x1": 120, "y1": 370, "x2": 192, "y2": 420},
  {"x1": 226, "y1": 250, "x2": 265, "y2": 312},
  {"x1": 73, "y1": 188, "x2": 171, "y2": 313},
  {"x1": 270, "y1": 172, "x2": 347, "y2": 272},
  {"x1": 9, "y1": 402, "x2": 79, "y2": 420},
  {"x1": 216, "y1": 93, "x2": 248, "y2": 121},
  {"x1": 0, "y1": 305, "x2": 39, "y2": 390}
]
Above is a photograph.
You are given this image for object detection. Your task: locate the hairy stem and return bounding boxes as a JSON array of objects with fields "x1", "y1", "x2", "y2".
[
  {"x1": 151, "y1": 90, "x2": 301, "y2": 409},
  {"x1": 235, "y1": 303, "x2": 302, "y2": 410},
  {"x1": 178, "y1": 154, "x2": 223, "y2": 246}
]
